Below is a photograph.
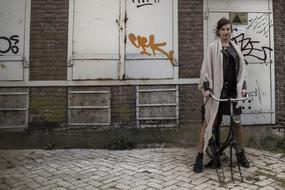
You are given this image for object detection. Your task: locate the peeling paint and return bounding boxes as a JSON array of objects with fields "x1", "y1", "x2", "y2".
[
  {"x1": 256, "y1": 80, "x2": 262, "y2": 104},
  {"x1": 0, "y1": 63, "x2": 7, "y2": 70}
]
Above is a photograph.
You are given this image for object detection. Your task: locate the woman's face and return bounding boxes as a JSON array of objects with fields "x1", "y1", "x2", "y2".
[{"x1": 218, "y1": 24, "x2": 232, "y2": 41}]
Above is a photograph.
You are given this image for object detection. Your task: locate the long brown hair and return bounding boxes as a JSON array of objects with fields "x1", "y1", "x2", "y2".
[{"x1": 216, "y1": 18, "x2": 232, "y2": 37}]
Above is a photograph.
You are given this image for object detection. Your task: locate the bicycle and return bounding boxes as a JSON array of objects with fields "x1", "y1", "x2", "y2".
[{"x1": 205, "y1": 93, "x2": 249, "y2": 183}]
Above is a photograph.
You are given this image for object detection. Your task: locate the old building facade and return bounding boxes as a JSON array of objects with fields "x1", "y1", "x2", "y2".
[{"x1": 0, "y1": 0, "x2": 284, "y2": 148}]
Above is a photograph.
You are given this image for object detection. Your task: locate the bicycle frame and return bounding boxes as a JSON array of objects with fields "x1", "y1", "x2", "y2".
[
  {"x1": 210, "y1": 93, "x2": 248, "y2": 152},
  {"x1": 208, "y1": 93, "x2": 248, "y2": 183}
]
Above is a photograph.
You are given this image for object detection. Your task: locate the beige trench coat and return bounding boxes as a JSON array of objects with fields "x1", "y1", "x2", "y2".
[{"x1": 199, "y1": 38, "x2": 246, "y2": 152}]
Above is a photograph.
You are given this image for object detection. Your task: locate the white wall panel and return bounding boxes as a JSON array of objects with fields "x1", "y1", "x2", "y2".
[
  {"x1": 71, "y1": 0, "x2": 120, "y2": 79},
  {"x1": 73, "y1": 0, "x2": 120, "y2": 55},
  {"x1": 72, "y1": 60, "x2": 118, "y2": 80},
  {"x1": 0, "y1": 0, "x2": 29, "y2": 81}
]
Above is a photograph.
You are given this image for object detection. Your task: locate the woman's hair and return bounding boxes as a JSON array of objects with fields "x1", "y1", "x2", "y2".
[{"x1": 216, "y1": 17, "x2": 232, "y2": 37}]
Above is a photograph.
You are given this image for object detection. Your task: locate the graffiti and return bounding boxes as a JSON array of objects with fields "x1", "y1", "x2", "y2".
[
  {"x1": 231, "y1": 33, "x2": 273, "y2": 64},
  {"x1": 128, "y1": 33, "x2": 174, "y2": 65},
  {"x1": 247, "y1": 13, "x2": 273, "y2": 38},
  {"x1": 132, "y1": 0, "x2": 160, "y2": 8},
  {"x1": 0, "y1": 35, "x2": 19, "y2": 55}
]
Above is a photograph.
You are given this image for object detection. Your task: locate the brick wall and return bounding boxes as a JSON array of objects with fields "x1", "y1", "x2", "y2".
[
  {"x1": 25, "y1": 1, "x2": 285, "y2": 131},
  {"x1": 29, "y1": 0, "x2": 203, "y2": 80},
  {"x1": 30, "y1": 0, "x2": 69, "y2": 80},
  {"x1": 273, "y1": 0, "x2": 285, "y2": 127},
  {"x1": 178, "y1": 0, "x2": 204, "y2": 132},
  {"x1": 27, "y1": 0, "x2": 207, "y2": 134},
  {"x1": 111, "y1": 86, "x2": 137, "y2": 127},
  {"x1": 27, "y1": 0, "x2": 204, "y2": 130},
  {"x1": 179, "y1": 84, "x2": 203, "y2": 128},
  {"x1": 178, "y1": 0, "x2": 204, "y2": 78}
]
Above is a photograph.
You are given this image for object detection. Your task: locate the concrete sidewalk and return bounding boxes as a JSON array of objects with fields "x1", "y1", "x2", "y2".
[{"x1": 0, "y1": 147, "x2": 284, "y2": 190}]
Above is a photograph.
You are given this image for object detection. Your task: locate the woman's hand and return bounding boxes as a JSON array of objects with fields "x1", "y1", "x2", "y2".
[
  {"x1": 241, "y1": 89, "x2": 247, "y2": 97},
  {"x1": 203, "y1": 90, "x2": 211, "y2": 97}
]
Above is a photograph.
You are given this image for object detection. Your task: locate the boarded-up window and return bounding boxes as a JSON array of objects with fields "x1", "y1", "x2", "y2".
[{"x1": 68, "y1": 0, "x2": 178, "y2": 80}]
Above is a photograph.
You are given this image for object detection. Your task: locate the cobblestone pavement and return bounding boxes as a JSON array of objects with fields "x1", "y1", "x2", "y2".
[{"x1": 0, "y1": 147, "x2": 284, "y2": 190}]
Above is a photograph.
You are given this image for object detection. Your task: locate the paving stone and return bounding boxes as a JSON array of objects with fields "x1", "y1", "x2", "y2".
[
  {"x1": 146, "y1": 182, "x2": 163, "y2": 189},
  {"x1": 50, "y1": 187, "x2": 66, "y2": 190},
  {"x1": 114, "y1": 183, "x2": 131, "y2": 190},
  {"x1": 259, "y1": 185, "x2": 276, "y2": 190},
  {"x1": 162, "y1": 178, "x2": 179, "y2": 187},
  {"x1": 271, "y1": 183, "x2": 285, "y2": 190},
  {"x1": 276, "y1": 172, "x2": 285, "y2": 178},
  {"x1": 193, "y1": 182, "x2": 210, "y2": 190},
  {"x1": 37, "y1": 184, "x2": 58, "y2": 190},
  {"x1": 0, "y1": 183, "x2": 11, "y2": 190},
  {"x1": 191, "y1": 176, "x2": 210, "y2": 185},
  {"x1": 0, "y1": 148, "x2": 284, "y2": 190},
  {"x1": 130, "y1": 184, "x2": 148, "y2": 190},
  {"x1": 255, "y1": 179, "x2": 272, "y2": 186}
]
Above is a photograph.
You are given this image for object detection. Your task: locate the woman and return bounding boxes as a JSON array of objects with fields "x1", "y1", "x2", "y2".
[{"x1": 193, "y1": 18, "x2": 250, "y2": 173}]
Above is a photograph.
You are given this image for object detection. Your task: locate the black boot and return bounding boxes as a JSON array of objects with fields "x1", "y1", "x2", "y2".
[
  {"x1": 236, "y1": 149, "x2": 250, "y2": 168},
  {"x1": 193, "y1": 152, "x2": 203, "y2": 173}
]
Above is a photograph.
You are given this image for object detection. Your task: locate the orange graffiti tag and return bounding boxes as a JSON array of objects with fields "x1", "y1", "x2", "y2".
[{"x1": 128, "y1": 33, "x2": 174, "y2": 65}]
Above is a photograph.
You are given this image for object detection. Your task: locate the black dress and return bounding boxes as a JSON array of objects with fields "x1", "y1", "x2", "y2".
[{"x1": 218, "y1": 45, "x2": 241, "y2": 116}]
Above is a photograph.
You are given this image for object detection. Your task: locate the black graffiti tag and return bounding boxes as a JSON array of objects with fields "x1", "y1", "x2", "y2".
[
  {"x1": 231, "y1": 33, "x2": 273, "y2": 64},
  {"x1": 0, "y1": 35, "x2": 19, "y2": 56},
  {"x1": 132, "y1": 0, "x2": 160, "y2": 8},
  {"x1": 247, "y1": 13, "x2": 273, "y2": 38}
]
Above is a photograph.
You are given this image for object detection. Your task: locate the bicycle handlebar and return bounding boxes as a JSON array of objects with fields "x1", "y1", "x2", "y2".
[{"x1": 209, "y1": 93, "x2": 249, "y2": 102}]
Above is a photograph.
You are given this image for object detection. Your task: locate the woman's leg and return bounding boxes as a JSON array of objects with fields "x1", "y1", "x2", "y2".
[
  {"x1": 194, "y1": 120, "x2": 207, "y2": 173},
  {"x1": 234, "y1": 123, "x2": 244, "y2": 149},
  {"x1": 234, "y1": 123, "x2": 250, "y2": 168},
  {"x1": 197, "y1": 115, "x2": 222, "y2": 153},
  {"x1": 197, "y1": 120, "x2": 208, "y2": 153},
  {"x1": 194, "y1": 115, "x2": 222, "y2": 173}
]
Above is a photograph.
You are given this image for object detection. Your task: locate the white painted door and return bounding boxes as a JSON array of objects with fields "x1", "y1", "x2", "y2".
[
  {"x1": 71, "y1": 0, "x2": 120, "y2": 80},
  {"x1": 0, "y1": 0, "x2": 28, "y2": 80},
  {"x1": 125, "y1": 0, "x2": 177, "y2": 79},
  {"x1": 205, "y1": 0, "x2": 275, "y2": 124},
  {"x1": 69, "y1": 0, "x2": 178, "y2": 80}
]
